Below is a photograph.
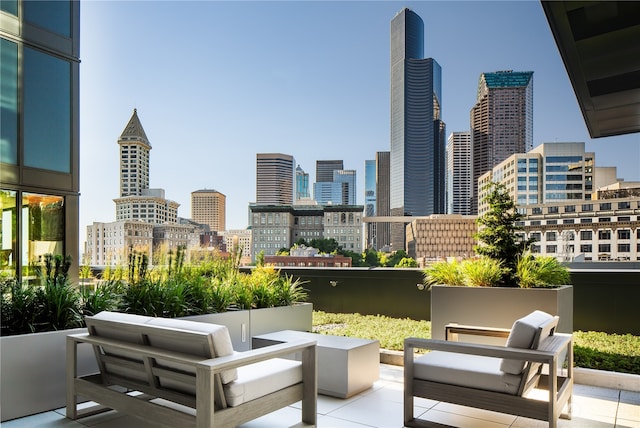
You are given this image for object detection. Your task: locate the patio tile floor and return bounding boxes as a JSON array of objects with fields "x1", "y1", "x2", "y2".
[{"x1": 3, "y1": 364, "x2": 638, "y2": 428}]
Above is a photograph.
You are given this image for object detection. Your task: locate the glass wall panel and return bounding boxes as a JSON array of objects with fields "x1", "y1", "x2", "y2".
[
  {"x1": 0, "y1": 190, "x2": 17, "y2": 278},
  {"x1": 0, "y1": 0, "x2": 18, "y2": 15},
  {"x1": 1, "y1": 38, "x2": 18, "y2": 165},
  {"x1": 23, "y1": 47, "x2": 71, "y2": 173},
  {"x1": 24, "y1": 0, "x2": 71, "y2": 37},
  {"x1": 22, "y1": 193, "x2": 64, "y2": 278}
]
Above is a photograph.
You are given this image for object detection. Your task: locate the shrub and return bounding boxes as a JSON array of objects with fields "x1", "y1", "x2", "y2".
[{"x1": 516, "y1": 252, "x2": 571, "y2": 288}]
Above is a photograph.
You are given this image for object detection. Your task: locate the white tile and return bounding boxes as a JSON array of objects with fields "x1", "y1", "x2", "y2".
[
  {"x1": 431, "y1": 401, "x2": 516, "y2": 425},
  {"x1": 512, "y1": 415, "x2": 614, "y2": 427},
  {"x1": 617, "y1": 401, "x2": 640, "y2": 422},
  {"x1": 238, "y1": 405, "x2": 307, "y2": 427},
  {"x1": 317, "y1": 414, "x2": 373, "y2": 427},
  {"x1": 327, "y1": 394, "x2": 404, "y2": 427},
  {"x1": 414, "y1": 408, "x2": 510, "y2": 428},
  {"x1": 615, "y1": 418, "x2": 640, "y2": 428},
  {"x1": 1, "y1": 411, "x2": 85, "y2": 428}
]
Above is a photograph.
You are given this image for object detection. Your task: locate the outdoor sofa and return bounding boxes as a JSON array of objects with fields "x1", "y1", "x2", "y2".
[{"x1": 66, "y1": 311, "x2": 317, "y2": 427}]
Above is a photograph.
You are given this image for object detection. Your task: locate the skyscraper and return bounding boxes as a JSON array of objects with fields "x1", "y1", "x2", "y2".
[
  {"x1": 256, "y1": 153, "x2": 294, "y2": 205},
  {"x1": 316, "y1": 160, "x2": 344, "y2": 183},
  {"x1": 118, "y1": 109, "x2": 150, "y2": 197},
  {"x1": 365, "y1": 160, "x2": 376, "y2": 248},
  {"x1": 295, "y1": 165, "x2": 310, "y2": 201},
  {"x1": 446, "y1": 131, "x2": 473, "y2": 215},
  {"x1": 471, "y1": 70, "x2": 533, "y2": 213},
  {"x1": 191, "y1": 189, "x2": 226, "y2": 232},
  {"x1": 389, "y1": 8, "x2": 446, "y2": 249},
  {"x1": 375, "y1": 151, "x2": 391, "y2": 250}
]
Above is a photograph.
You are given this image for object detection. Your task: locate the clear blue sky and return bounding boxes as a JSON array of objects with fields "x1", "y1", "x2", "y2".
[{"x1": 79, "y1": 1, "x2": 640, "y2": 236}]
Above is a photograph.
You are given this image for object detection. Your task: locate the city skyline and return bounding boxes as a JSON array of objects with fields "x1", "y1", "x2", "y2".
[{"x1": 79, "y1": 2, "x2": 639, "y2": 237}]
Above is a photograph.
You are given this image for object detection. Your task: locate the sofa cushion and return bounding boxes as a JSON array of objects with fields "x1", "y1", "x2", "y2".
[
  {"x1": 500, "y1": 310, "x2": 554, "y2": 375},
  {"x1": 224, "y1": 358, "x2": 303, "y2": 407},
  {"x1": 413, "y1": 351, "x2": 521, "y2": 395},
  {"x1": 145, "y1": 317, "x2": 238, "y2": 384}
]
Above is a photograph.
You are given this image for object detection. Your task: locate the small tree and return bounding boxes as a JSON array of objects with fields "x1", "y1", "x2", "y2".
[{"x1": 475, "y1": 182, "x2": 532, "y2": 286}]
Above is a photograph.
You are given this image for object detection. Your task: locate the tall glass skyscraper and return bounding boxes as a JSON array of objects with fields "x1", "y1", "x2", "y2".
[
  {"x1": 470, "y1": 70, "x2": 533, "y2": 213},
  {"x1": 389, "y1": 8, "x2": 445, "y2": 249}
]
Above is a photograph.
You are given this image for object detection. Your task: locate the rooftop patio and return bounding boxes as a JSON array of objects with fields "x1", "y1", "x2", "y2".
[{"x1": 3, "y1": 364, "x2": 638, "y2": 428}]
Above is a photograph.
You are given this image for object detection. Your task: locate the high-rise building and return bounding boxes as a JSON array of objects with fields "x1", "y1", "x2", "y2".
[
  {"x1": 365, "y1": 160, "x2": 376, "y2": 248},
  {"x1": 295, "y1": 165, "x2": 310, "y2": 201},
  {"x1": 256, "y1": 153, "x2": 294, "y2": 205},
  {"x1": 113, "y1": 110, "x2": 179, "y2": 224},
  {"x1": 118, "y1": 109, "x2": 150, "y2": 197},
  {"x1": 375, "y1": 151, "x2": 391, "y2": 250},
  {"x1": 1, "y1": 0, "x2": 81, "y2": 281},
  {"x1": 389, "y1": 8, "x2": 446, "y2": 249},
  {"x1": 471, "y1": 70, "x2": 534, "y2": 213},
  {"x1": 333, "y1": 170, "x2": 356, "y2": 205},
  {"x1": 446, "y1": 132, "x2": 473, "y2": 215},
  {"x1": 191, "y1": 189, "x2": 226, "y2": 232},
  {"x1": 316, "y1": 160, "x2": 344, "y2": 183}
]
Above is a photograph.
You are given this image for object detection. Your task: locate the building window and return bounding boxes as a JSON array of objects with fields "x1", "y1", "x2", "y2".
[
  {"x1": 24, "y1": 0, "x2": 71, "y2": 37},
  {"x1": 546, "y1": 245, "x2": 557, "y2": 253},
  {"x1": 580, "y1": 218, "x2": 593, "y2": 224},
  {"x1": 564, "y1": 205, "x2": 576, "y2": 213},
  {"x1": 547, "y1": 206, "x2": 559, "y2": 214},
  {"x1": 23, "y1": 193, "x2": 65, "y2": 269},
  {"x1": 546, "y1": 232, "x2": 556, "y2": 241},
  {"x1": 1, "y1": 38, "x2": 18, "y2": 165},
  {"x1": 599, "y1": 203, "x2": 612, "y2": 210},
  {"x1": 563, "y1": 219, "x2": 574, "y2": 224},
  {"x1": 530, "y1": 232, "x2": 541, "y2": 241},
  {"x1": 618, "y1": 201, "x2": 631, "y2": 209},
  {"x1": 0, "y1": 190, "x2": 17, "y2": 277},
  {"x1": 24, "y1": 47, "x2": 71, "y2": 173},
  {"x1": 598, "y1": 230, "x2": 611, "y2": 240},
  {"x1": 618, "y1": 244, "x2": 630, "y2": 253},
  {"x1": 532, "y1": 207, "x2": 542, "y2": 215},
  {"x1": 618, "y1": 230, "x2": 631, "y2": 240},
  {"x1": 582, "y1": 204, "x2": 593, "y2": 212},
  {"x1": 580, "y1": 244, "x2": 592, "y2": 253},
  {"x1": 598, "y1": 244, "x2": 611, "y2": 253},
  {"x1": 580, "y1": 230, "x2": 592, "y2": 240}
]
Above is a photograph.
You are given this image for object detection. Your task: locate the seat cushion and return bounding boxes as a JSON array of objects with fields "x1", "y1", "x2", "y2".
[
  {"x1": 500, "y1": 310, "x2": 554, "y2": 375},
  {"x1": 224, "y1": 358, "x2": 302, "y2": 407},
  {"x1": 145, "y1": 317, "x2": 238, "y2": 384},
  {"x1": 414, "y1": 351, "x2": 522, "y2": 395}
]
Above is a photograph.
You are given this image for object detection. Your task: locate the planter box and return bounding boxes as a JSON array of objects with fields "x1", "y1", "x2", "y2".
[
  {"x1": 183, "y1": 302, "x2": 313, "y2": 351},
  {"x1": 430, "y1": 285, "x2": 573, "y2": 341},
  {"x1": 0, "y1": 328, "x2": 98, "y2": 422}
]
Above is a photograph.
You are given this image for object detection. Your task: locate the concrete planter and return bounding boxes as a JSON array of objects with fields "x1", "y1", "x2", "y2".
[
  {"x1": 430, "y1": 285, "x2": 573, "y2": 341},
  {"x1": 0, "y1": 328, "x2": 98, "y2": 422},
  {"x1": 183, "y1": 302, "x2": 313, "y2": 351}
]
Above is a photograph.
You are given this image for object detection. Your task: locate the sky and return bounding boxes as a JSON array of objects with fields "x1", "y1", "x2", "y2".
[{"x1": 79, "y1": 0, "x2": 640, "y2": 238}]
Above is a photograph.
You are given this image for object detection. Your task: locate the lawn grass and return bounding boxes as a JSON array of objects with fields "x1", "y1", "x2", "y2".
[{"x1": 312, "y1": 311, "x2": 640, "y2": 375}]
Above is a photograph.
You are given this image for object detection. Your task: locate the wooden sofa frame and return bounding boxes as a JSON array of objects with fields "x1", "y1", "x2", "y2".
[
  {"x1": 67, "y1": 318, "x2": 317, "y2": 428},
  {"x1": 404, "y1": 322, "x2": 573, "y2": 428}
]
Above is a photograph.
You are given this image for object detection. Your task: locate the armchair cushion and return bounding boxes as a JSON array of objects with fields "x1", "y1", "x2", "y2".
[
  {"x1": 224, "y1": 358, "x2": 303, "y2": 407},
  {"x1": 500, "y1": 310, "x2": 554, "y2": 375},
  {"x1": 413, "y1": 351, "x2": 522, "y2": 395}
]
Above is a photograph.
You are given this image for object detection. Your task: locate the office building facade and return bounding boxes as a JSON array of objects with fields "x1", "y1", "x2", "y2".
[
  {"x1": 406, "y1": 215, "x2": 478, "y2": 263},
  {"x1": 249, "y1": 204, "x2": 364, "y2": 261},
  {"x1": 365, "y1": 160, "x2": 376, "y2": 248},
  {"x1": 477, "y1": 142, "x2": 599, "y2": 215},
  {"x1": 446, "y1": 131, "x2": 473, "y2": 215},
  {"x1": 471, "y1": 70, "x2": 534, "y2": 213},
  {"x1": 191, "y1": 189, "x2": 226, "y2": 232},
  {"x1": 316, "y1": 160, "x2": 344, "y2": 183},
  {"x1": 1, "y1": 0, "x2": 80, "y2": 281},
  {"x1": 256, "y1": 153, "x2": 294, "y2": 205},
  {"x1": 389, "y1": 8, "x2": 446, "y2": 249}
]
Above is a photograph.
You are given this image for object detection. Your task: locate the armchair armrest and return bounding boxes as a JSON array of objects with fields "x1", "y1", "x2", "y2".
[{"x1": 445, "y1": 323, "x2": 511, "y2": 341}]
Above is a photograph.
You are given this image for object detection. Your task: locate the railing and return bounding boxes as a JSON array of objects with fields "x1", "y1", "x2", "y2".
[{"x1": 254, "y1": 264, "x2": 640, "y2": 336}]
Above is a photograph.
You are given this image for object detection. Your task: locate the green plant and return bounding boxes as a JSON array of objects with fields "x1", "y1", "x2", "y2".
[
  {"x1": 475, "y1": 182, "x2": 533, "y2": 286},
  {"x1": 460, "y1": 257, "x2": 506, "y2": 287},
  {"x1": 423, "y1": 259, "x2": 465, "y2": 287},
  {"x1": 81, "y1": 280, "x2": 123, "y2": 316},
  {"x1": 516, "y1": 252, "x2": 571, "y2": 288}
]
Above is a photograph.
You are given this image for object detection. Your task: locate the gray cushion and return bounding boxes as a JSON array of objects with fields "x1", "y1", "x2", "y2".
[
  {"x1": 414, "y1": 351, "x2": 521, "y2": 395},
  {"x1": 500, "y1": 310, "x2": 554, "y2": 374},
  {"x1": 224, "y1": 358, "x2": 303, "y2": 407}
]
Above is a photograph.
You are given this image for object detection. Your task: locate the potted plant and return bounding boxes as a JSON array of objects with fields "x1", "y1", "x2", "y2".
[{"x1": 424, "y1": 182, "x2": 573, "y2": 339}]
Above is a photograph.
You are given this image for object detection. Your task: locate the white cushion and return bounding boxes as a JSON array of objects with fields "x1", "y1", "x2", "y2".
[
  {"x1": 500, "y1": 310, "x2": 554, "y2": 375},
  {"x1": 414, "y1": 351, "x2": 521, "y2": 395},
  {"x1": 224, "y1": 358, "x2": 302, "y2": 407},
  {"x1": 91, "y1": 310, "x2": 153, "y2": 325},
  {"x1": 145, "y1": 317, "x2": 238, "y2": 384}
]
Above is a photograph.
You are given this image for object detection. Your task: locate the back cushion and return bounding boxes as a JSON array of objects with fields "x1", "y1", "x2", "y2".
[
  {"x1": 500, "y1": 310, "x2": 554, "y2": 374},
  {"x1": 146, "y1": 317, "x2": 238, "y2": 384}
]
